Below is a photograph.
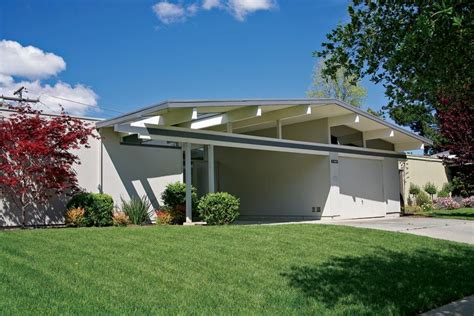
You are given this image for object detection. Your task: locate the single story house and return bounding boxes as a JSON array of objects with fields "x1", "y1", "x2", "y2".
[{"x1": 0, "y1": 99, "x2": 433, "y2": 226}]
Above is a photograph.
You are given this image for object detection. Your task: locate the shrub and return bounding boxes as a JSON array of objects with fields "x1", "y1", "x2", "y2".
[
  {"x1": 415, "y1": 191, "x2": 431, "y2": 207},
  {"x1": 441, "y1": 182, "x2": 453, "y2": 194},
  {"x1": 423, "y1": 182, "x2": 437, "y2": 200},
  {"x1": 435, "y1": 197, "x2": 461, "y2": 210},
  {"x1": 67, "y1": 193, "x2": 114, "y2": 226},
  {"x1": 420, "y1": 203, "x2": 433, "y2": 213},
  {"x1": 161, "y1": 182, "x2": 198, "y2": 210},
  {"x1": 437, "y1": 190, "x2": 450, "y2": 198},
  {"x1": 65, "y1": 207, "x2": 86, "y2": 227},
  {"x1": 197, "y1": 192, "x2": 240, "y2": 225},
  {"x1": 121, "y1": 195, "x2": 152, "y2": 225},
  {"x1": 112, "y1": 212, "x2": 130, "y2": 227},
  {"x1": 461, "y1": 196, "x2": 474, "y2": 208},
  {"x1": 155, "y1": 209, "x2": 173, "y2": 225},
  {"x1": 409, "y1": 183, "x2": 421, "y2": 196}
]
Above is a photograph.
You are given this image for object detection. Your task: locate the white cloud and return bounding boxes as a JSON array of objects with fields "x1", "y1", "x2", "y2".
[
  {"x1": 0, "y1": 40, "x2": 66, "y2": 80},
  {"x1": 187, "y1": 3, "x2": 200, "y2": 15},
  {"x1": 152, "y1": 0, "x2": 276, "y2": 24},
  {"x1": 228, "y1": 0, "x2": 276, "y2": 20},
  {"x1": 0, "y1": 40, "x2": 98, "y2": 116},
  {"x1": 152, "y1": 2, "x2": 187, "y2": 24},
  {"x1": 202, "y1": 0, "x2": 221, "y2": 10}
]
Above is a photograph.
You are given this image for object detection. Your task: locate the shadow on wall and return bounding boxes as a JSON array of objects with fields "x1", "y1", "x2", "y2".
[
  {"x1": 101, "y1": 128, "x2": 182, "y2": 211},
  {"x1": 281, "y1": 247, "x2": 474, "y2": 314},
  {"x1": 0, "y1": 195, "x2": 68, "y2": 227}
]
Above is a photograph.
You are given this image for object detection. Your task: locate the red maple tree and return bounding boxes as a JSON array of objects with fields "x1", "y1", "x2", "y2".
[{"x1": 0, "y1": 104, "x2": 97, "y2": 227}]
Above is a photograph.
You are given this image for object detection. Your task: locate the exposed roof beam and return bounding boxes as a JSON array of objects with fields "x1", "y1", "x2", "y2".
[
  {"x1": 230, "y1": 105, "x2": 314, "y2": 131},
  {"x1": 363, "y1": 128, "x2": 395, "y2": 141},
  {"x1": 328, "y1": 114, "x2": 360, "y2": 127},
  {"x1": 178, "y1": 106, "x2": 262, "y2": 129}
]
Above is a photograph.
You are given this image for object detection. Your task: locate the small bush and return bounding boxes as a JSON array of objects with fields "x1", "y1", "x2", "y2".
[
  {"x1": 197, "y1": 192, "x2": 240, "y2": 225},
  {"x1": 437, "y1": 190, "x2": 450, "y2": 198},
  {"x1": 112, "y1": 212, "x2": 130, "y2": 226},
  {"x1": 161, "y1": 182, "x2": 198, "y2": 209},
  {"x1": 435, "y1": 197, "x2": 461, "y2": 210},
  {"x1": 423, "y1": 182, "x2": 437, "y2": 200},
  {"x1": 416, "y1": 191, "x2": 431, "y2": 207},
  {"x1": 441, "y1": 183, "x2": 453, "y2": 194},
  {"x1": 121, "y1": 195, "x2": 152, "y2": 225},
  {"x1": 156, "y1": 209, "x2": 173, "y2": 225},
  {"x1": 461, "y1": 196, "x2": 474, "y2": 208},
  {"x1": 65, "y1": 207, "x2": 86, "y2": 227},
  {"x1": 420, "y1": 203, "x2": 433, "y2": 213},
  {"x1": 67, "y1": 193, "x2": 114, "y2": 226},
  {"x1": 409, "y1": 183, "x2": 421, "y2": 196}
]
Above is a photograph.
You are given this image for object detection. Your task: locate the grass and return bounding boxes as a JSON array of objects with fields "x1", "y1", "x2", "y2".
[
  {"x1": 406, "y1": 206, "x2": 474, "y2": 220},
  {"x1": 425, "y1": 208, "x2": 474, "y2": 220},
  {"x1": 1, "y1": 224, "x2": 473, "y2": 315}
]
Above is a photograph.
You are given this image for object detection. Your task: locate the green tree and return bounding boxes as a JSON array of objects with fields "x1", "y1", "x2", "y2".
[
  {"x1": 316, "y1": 0, "x2": 473, "y2": 142},
  {"x1": 307, "y1": 58, "x2": 367, "y2": 107}
]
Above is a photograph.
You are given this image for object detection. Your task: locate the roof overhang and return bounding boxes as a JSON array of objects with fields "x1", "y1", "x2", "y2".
[
  {"x1": 114, "y1": 124, "x2": 407, "y2": 159},
  {"x1": 96, "y1": 99, "x2": 432, "y2": 152}
]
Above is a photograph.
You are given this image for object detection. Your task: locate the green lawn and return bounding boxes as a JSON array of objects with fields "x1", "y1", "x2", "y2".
[
  {"x1": 407, "y1": 207, "x2": 474, "y2": 220},
  {"x1": 1, "y1": 225, "x2": 473, "y2": 315},
  {"x1": 425, "y1": 208, "x2": 474, "y2": 220}
]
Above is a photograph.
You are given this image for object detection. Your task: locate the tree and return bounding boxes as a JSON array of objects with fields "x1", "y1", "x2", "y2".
[
  {"x1": 307, "y1": 58, "x2": 367, "y2": 107},
  {"x1": 316, "y1": 0, "x2": 473, "y2": 143},
  {"x1": 0, "y1": 104, "x2": 96, "y2": 227},
  {"x1": 423, "y1": 182, "x2": 437, "y2": 201}
]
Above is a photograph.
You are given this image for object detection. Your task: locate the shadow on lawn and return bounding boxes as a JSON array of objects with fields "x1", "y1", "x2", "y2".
[{"x1": 282, "y1": 247, "x2": 474, "y2": 314}]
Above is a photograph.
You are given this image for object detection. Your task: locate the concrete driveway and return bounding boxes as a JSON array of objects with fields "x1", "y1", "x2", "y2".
[{"x1": 330, "y1": 217, "x2": 474, "y2": 244}]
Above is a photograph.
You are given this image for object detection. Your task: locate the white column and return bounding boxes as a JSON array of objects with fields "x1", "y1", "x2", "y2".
[
  {"x1": 208, "y1": 144, "x2": 215, "y2": 193},
  {"x1": 276, "y1": 119, "x2": 282, "y2": 139},
  {"x1": 184, "y1": 142, "x2": 192, "y2": 223},
  {"x1": 226, "y1": 122, "x2": 233, "y2": 133}
]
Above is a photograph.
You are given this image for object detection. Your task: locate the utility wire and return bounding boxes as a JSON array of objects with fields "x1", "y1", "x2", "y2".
[{"x1": 45, "y1": 95, "x2": 125, "y2": 114}]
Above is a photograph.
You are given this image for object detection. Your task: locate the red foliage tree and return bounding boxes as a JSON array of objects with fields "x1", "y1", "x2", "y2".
[
  {"x1": 436, "y1": 94, "x2": 474, "y2": 196},
  {"x1": 437, "y1": 100, "x2": 474, "y2": 165},
  {"x1": 0, "y1": 104, "x2": 97, "y2": 227}
]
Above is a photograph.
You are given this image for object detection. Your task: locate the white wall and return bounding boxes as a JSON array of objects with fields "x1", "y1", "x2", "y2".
[
  {"x1": 100, "y1": 127, "x2": 183, "y2": 211},
  {"x1": 215, "y1": 147, "x2": 330, "y2": 218},
  {"x1": 400, "y1": 156, "x2": 450, "y2": 205},
  {"x1": 326, "y1": 155, "x2": 400, "y2": 219}
]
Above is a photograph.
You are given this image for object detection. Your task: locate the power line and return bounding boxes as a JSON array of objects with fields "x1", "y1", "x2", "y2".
[{"x1": 45, "y1": 95, "x2": 125, "y2": 114}]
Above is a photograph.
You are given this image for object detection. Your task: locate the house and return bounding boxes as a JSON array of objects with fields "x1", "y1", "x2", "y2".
[{"x1": 0, "y1": 99, "x2": 433, "y2": 226}]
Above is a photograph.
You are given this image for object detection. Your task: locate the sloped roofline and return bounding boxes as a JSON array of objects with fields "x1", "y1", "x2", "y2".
[{"x1": 95, "y1": 98, "x2": 433, "y2": 145}]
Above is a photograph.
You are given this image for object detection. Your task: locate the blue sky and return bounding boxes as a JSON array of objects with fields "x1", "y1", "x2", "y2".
[{"x1": 0, "y1": 0, "x2": 388, "y2": 118}]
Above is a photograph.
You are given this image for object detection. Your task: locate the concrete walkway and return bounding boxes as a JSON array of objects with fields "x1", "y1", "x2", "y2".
[
  {"x1": 421, "y1": 295, "x2": 474, "y2": 315},
  {"x1": 330, "y1": 217, "x2": 474, "y2": 244}
]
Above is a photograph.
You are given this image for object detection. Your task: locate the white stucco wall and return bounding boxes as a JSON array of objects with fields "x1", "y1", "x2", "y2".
[
  {"x1": 326, "y1": 155, "x2": 400, "y2": 219},
  {"x1": 215, "y1": 147, "x2": 330, "y2": 218},
  {"x1": 400, "y1": 156, "x2": 450, "y2": 205},
  {"x1": 99, "y1": 127, "x2": 183, "y2": 211}
]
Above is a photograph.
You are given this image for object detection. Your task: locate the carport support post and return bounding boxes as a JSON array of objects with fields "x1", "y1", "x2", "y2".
[
  {"x1": 208, "y1": 144, "x2": 215, "y2": 193},
  {"x1": 184, "y1": 142, "x2": 192, "y2": 223}
]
